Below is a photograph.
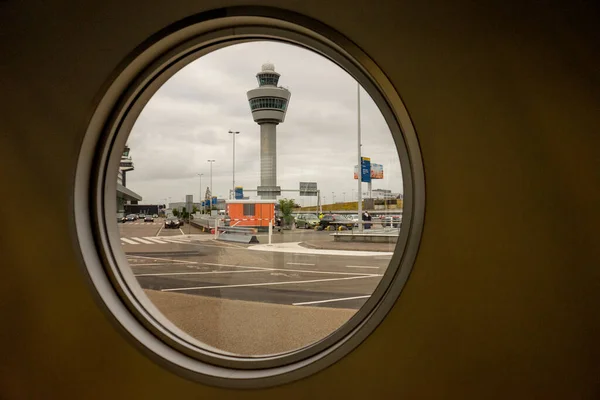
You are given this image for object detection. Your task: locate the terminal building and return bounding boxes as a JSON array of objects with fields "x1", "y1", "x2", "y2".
[{"x1": 117, "y1": 145, "x2": 142, "y2": 216}]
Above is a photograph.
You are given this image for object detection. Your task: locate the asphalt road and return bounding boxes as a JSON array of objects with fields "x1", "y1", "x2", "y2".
[{"x1": 118, "y1": 218, "x2": 392, "y2": 309}]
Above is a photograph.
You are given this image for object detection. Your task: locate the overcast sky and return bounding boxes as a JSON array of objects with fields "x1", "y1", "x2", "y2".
[{"x1": 126, "y1": 41, "x2": 403, "y2": 207}]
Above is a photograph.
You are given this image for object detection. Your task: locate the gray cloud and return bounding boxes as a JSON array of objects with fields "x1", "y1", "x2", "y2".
[{"x1": 126, "y1": 41, "x2": 403, "y2": 205}]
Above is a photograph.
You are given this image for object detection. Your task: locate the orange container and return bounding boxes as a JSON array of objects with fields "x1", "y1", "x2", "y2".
[{"x1": 225, "y1": 200, "x2": 277, "y2": 228}]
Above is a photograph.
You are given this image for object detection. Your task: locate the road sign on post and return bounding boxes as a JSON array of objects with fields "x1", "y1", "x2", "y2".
[
  {"x1": 361, "y1": 157, "x2": 371, "y2": 183},
  {"x1": 299, "y1": 182, "x2": 318, "y2": 196},
  {"x1": 185, "y1": 195, "x2": 193, "y2": 216},
  {"x1": 234, "y1": 186, "x2": 244, "y2": 199}
]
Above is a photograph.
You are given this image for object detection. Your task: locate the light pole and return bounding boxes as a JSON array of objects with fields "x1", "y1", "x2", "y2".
[
  {"x1": 228, "y1": 130, "x2": 240, "y2": 199},
  {"x1": 342, "y1": 192, "x2": 346, "y2": 202},
  {"x1": 207, "y1": 160, "x2": 215, "y2": 210},
  {"x1": 332, "y1": 191, "x2": 335, "y2": 204},
  {"x1": 357, "y1": 82, "x2": 363, "y2": 231},
  {"x1": 197, "y1": 173, "x2": 203, "y2": 213}
]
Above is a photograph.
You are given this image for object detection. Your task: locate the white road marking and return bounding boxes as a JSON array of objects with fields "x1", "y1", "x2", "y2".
[
  {"x1": 293, "y1": 295, "x2": 371, "y2": 306},
  {"x1": 156, "y1": 225, "x2": 163, "y2": 237},
  {"x1": 135, "y1": 269, "x2": 269, "y2": 277},
  {"x1": 202, "y1": 262, "x2": 380, "y2": 276},
  {"x1": 142, "y1": 237, "x2": 168, "y2": 244},
  {"x1": 287, "y1": 262, "x2": 315, "y2": 266},
  {"x1": 162, "y1": 275, "x2": 378, "y2": 292},
  {"x1": 129, "y1": 262, "x2": 198, "y2": 266},
  {"x1": 179, "y1": 228, "x2": 185, "y2": 235},
  {"x1": 249, "y1": 242, "x2": 393, "y2": 256},
  {"x1": 158, "y1": 237, "x2": 191, "y2": 244},
  {"x1": 121, "y1": 238, "x2": 139, "y2": 245},
  {"x1": 344, "y1": 265, "x2": 380, "y2": 269},
  {"x1": 130, "y1": 237, "x2": 154, "y2": 244},
  {"x1": 126, "y1": 255, "x2": 196, "y2": 264}
]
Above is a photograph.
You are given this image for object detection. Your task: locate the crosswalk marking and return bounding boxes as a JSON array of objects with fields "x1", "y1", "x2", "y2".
[
  {"x1": 142, "y1": 237, "x2": 168, "y2": 244},
  {"x1": 130, "y1": 237, "x2": 154, "y2": 244},
  {"x1": 120, "y1": 236, "x2": 195, "y2": 245},
  {"x1": 120, "y1": 222, "x2": 161, "y2": 225}
]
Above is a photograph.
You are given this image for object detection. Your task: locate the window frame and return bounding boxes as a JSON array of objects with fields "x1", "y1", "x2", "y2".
[{"x1": 74, "y1": 6, "x2": 425, "y2": 390}]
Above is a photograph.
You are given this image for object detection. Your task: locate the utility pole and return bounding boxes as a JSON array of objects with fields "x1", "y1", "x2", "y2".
[
  {"x1": 197, "y1": 173, "x2": 203, "y2": 213},
  {"x1": 228, "y1": 130, "x2": 240, "y2": 199},
  {"x1": 207, "y1": 160, "x2": 215, "y2": 212},
  {"x1": 357, "y1": 82, "x2": 363, "y2": 231}
]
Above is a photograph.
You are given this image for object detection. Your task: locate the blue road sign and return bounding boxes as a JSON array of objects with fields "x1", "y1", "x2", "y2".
[{"x1": 361, "y1": 157, "x2": 371, "y2": 182}]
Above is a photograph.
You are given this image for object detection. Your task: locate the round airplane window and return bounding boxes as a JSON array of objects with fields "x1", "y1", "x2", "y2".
[{"x1": 75, "y1": 7, "x2": 424, "y2": 388}]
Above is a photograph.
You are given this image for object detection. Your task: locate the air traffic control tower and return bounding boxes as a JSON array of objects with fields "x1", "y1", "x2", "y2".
[{"x1": 247, "y1": 63, "x2": 291, "y2": 199}]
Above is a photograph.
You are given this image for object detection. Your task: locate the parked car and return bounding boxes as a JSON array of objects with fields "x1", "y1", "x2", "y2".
[
  {"x1": 138, "y1": 214, "x2": 145, "y2": 219},
  {"x1": 152, "y1": 214, "x2": 158, "y2": 218},
  {"x1": 382, "y1": 215, "x2": 402, "y2": 228},
  {"x1": 164, "y1": 216, "x2": 181, "y2": 229},
  {"x1": 318, "y1": 214, "x2": 356, "y2": 230},
  {"x1": 117, "y1": 214, "x2": 126, "y2": 223},
  {"x1": 144, "y1": 215, "x2": 154, "y2": 222},
  {"x1": 347, "y1": 214, "x2": 360, "y2": 227},
  {"x1": 125, "y1": 214, "x2": 137, "y2": 222},
  {"x1": 295, "y1": 213, "x2": 320, "y2": 229}
]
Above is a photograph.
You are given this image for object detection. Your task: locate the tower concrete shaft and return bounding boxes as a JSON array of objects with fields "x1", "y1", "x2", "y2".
[{"x1": 260, "y1": 123, "x2": 277, "y2": 199}]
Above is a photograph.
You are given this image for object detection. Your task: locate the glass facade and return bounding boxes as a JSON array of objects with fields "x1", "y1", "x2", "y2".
[
  {"x1": 249, "y1": 97, "x2": 288, "y2": 111},
  {"x1": 256, "y1": 73, "x2": 280, "y2": 86}
]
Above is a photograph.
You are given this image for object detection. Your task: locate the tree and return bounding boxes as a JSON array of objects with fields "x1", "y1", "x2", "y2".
[
  {"x1": 181, "y1": 207, "x2": 189, "y2": 220},
  {"x1": 278, "y1": 198, "x2": 296, "y2": 228},
  {"x1": 172, "y1": 209, "x2": 179, "y2": 217}
]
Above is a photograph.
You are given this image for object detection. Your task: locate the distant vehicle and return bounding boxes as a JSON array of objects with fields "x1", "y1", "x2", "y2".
[
  {"x1": 144, "y1": 215, "x2": 154, "y2": 222},
  {"x1": 382, "y1": 215, "x2": 402, "y2": 228},
  {"x1": 347, "y1": 214, "x2": 360, "y2": 225},
  {"x1": 152, "y1": 214, "x2": 158, "y2": 218},
  {"x1": 138, "y1": 214, "x2": 145, "y2": 219},
  {"x1": 125, "y1": 214, "x2": 137, "y2": 222},
  {"x1": 164, "y1": 216, "x2": 181, "y2": 229},
  {"x1": 117, "y1": 214, "x2": 126, "y2": 223},
  {"x1": 318, "y1": 214, "x2": 355, "y2": 229},
  {"x1": 295, "y1": 213, "x2": 320, "y2": 229}
]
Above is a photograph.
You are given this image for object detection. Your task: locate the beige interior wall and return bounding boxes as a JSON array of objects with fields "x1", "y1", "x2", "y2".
[{"x1": 0, "y1": 1, "x2": 598, "y2": 398}]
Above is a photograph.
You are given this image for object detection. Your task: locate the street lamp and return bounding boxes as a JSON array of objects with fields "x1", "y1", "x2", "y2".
[
  {"x1": 228, "y1": 130, "x2": 240, "y2": 199},
  {"x1": 197, "y1": 173, "x2": 203, "y2": 213},
  {"x1": 207, "y1": 159, "x2": 215, "y2": 209}
]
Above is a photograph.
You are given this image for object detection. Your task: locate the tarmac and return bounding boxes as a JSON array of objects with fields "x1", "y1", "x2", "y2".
[{"x1": 139, "y1": 229, "x2": 396, "y2": 356}]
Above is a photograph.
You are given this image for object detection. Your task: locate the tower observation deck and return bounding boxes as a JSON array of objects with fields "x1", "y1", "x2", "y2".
[{"x1": 247, "y1": 63, "x2": 292, "y2": 199}]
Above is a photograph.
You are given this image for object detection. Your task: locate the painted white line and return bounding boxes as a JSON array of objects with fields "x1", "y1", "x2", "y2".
[
  {"x1": 249, "y1": 242, "x2": 393, "y2": 257},
  {"x1": 156, "y1": 225, "x2": 163, "y2": 237},
  {"x1": 287, "y1": 262, "x2": 315, "y2": 266},
  {"x1": 121, "y1": 238, "x2": 139, "y2": 245},
  {"x1": 203, "y1": 262, "x2": 235, "y2": 268},
  {"x1": 162, "y1": 275, "x2": 378, "y2": 292},
  {"x1": 344, "y1": 265, "x2": 381, "y2": 269},
  {"x1": 129, "y1": 262, "x2": 198, "y2": 266},
  {"x1": 159, "y1": 237, "x2": 191, "y2": 244},
  {"x1": 293, "y1": 295, "x2": 372, "y2": 306},
  {"x1": 142, "y1": 237, "x2": 168, "y2": 244},
  {"x1": 202, "y1": 262, "x2": 381, "y2": 277},
  {"x1": 125, "y1": 255, "x2": 196, "y2": 264},
  {"x1": 179, "y1": 228, "x2": 185, "y2": 235},
  {"x1": 135, "y1": 269, "x2": 270, "y2": 277},
  {"x1": 130, "y1": 237, "x2": 154, "y2": 244}
]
